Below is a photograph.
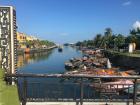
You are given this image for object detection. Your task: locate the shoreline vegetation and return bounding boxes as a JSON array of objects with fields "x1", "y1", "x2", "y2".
[
  {"x1": 106, "y1": 50, "x2": 140, "y2": 58},
  {"x1": 75, "y1": 27, "x2": 140, "y2": 54},
  {"x1": 74, "y1": 27, "x2": 140, "y2": 70},
  {"x1": 17, "y1": 38, "x2": 56, "y2": 54},
  {"x1": 0, "y1": 68, "x2": 20, "y2": 105}
]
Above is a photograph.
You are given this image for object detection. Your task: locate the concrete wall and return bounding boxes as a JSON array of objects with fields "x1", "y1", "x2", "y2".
[{"x1": 104, "y1": 51, "x2": 140, "y2": 71}]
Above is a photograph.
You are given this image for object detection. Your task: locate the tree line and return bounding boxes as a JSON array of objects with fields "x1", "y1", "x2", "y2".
[
  {"x1": 25, "y1": 40, "x2": 55, "y2": 48},
  {"x1": 76, "y1": 28, "x2": 140, "y2": 50}
]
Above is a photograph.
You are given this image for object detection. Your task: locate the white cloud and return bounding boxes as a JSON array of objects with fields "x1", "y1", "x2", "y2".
[
  {"x1": 133, "y1": 21, "x2": 140, "y2": 30},
  {"x1": 122, "y1": 1, "x2": 131, "y2": 6},
  {"x1": 59, "y1": 33, "x2": 69, "y2": 36}
]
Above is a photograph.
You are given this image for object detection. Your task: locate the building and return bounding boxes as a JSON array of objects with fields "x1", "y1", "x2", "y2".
[
  {"x1": 17, "y1": 32, "x2": 27, "y2": 43},
  {"x1": 0, "y1": 6, "x2": 17, "y2": 74},
  {"x1": 17, "y1": 32, "x2": 38, "y2": 42},
  {"x1": 17, "y1": 32, "x2": 38, "y2": 48},
  {"x1": 17, "y1": 32, "x2": 27, "y2": 48},
  {"x1": 26, "y1": 35, "x2": 38, "y2": 41}
]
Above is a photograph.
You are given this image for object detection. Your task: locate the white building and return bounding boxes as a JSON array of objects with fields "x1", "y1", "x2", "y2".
[{"x1": 0, "y1": 6, "x2": 17, "y2": 74}]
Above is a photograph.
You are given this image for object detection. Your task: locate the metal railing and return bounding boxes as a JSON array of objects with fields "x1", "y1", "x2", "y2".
[{"x1": 6, "y1": 73, "x2": 140, "y2": 105}]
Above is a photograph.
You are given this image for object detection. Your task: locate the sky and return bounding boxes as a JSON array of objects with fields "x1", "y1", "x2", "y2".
[{"x1": 1, "y1": 0, "x2": 140, "y2": 44}]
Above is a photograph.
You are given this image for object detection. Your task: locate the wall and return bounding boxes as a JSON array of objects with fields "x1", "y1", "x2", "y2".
[{"x1": 104, "y1": 50, "x2": 140, "y2": 71}]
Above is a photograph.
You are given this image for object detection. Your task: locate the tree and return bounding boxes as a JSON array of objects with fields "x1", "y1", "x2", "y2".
[
  {"x1": 105, "y1": 28, "x2": 112, "y2": 37},
  {"x1": 104, "y1": 28, "x2": 113, "y2": 49},
  {"x1": 93, "y1": 34, "x2": 102, "y2": 47},
  {"x1": 114, "y1": 34, "x2": 125, "y2": 49},
  {"x1": 129, "y1": 29, "x2": 139, "y2": 49},
  {"x1": 76, "y1": 41, "x2": 83, "y2": 46}
]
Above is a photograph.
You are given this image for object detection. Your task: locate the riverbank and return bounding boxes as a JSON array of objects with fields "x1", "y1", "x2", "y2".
[
  {"x1": 104, "y1": 50, "x2": 140, "y2": 71},
  {"x1": 18, "y1": 45, "x2": 57, "y2": 55},
  {"x1": 0, "y1": 69, "x2": 20, "y2": 105},
  {"x1": 106, "y1": 50, "x2": 140, "y2": 57},
  {"x1": 64, "y1": 49, "x2": 115, "y2": 74}
]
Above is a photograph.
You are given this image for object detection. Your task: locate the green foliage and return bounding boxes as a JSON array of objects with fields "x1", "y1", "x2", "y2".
[
  {"x1": 25, "y1": 40, "x2": 55, "y2": 48},
  {"x1": 114, "y1": 34, "x2": 125, "y2": 48},
  {"x1": 40, "y1": 40, "x2": 55, "y2": 46},
  {"x1": 76, "y1": 27, "x2": 140, "y2": 50},
  {"x1": 0, "y1": 69, "x2": 20, "y2": 105},
  {"x1": 76, "y1": 40, "x2": 94, "y2": 47},
  {"x1": 128, "y1": 28, "x2": 140, "y2": 49},
  {"x1": 93, "y1": 34, "x2": 102, "y2": 47}
]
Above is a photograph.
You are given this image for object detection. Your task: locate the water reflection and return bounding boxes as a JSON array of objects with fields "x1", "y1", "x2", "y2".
[
  {"x1": 17, "y1": 50, "x2": 53, "y2": 68},
  {"x1": 17, "y1": 47, "x2": 83, "y2": 74}
]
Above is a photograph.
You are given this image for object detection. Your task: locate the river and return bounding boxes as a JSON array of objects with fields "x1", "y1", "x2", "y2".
[
  {"x1": 17, "y1": 47, "x2": 88, "y2": 99},
  {"x1": 17, "y1": 46, "x2": 83, "y2": 74}
]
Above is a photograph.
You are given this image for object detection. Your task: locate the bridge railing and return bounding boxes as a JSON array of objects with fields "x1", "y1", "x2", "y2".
[{"x1": 6, "y1": 73, "x2": 140, "y2": 105}]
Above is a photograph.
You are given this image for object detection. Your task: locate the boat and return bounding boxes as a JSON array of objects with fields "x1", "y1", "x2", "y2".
[
  {"x1": 90, "y1": 80, "x2": 134, "y2": 92},
  {"x1": 58, "y1": 46, "x2": 63, "y2": 52},
  {"x1": 24, "y1": 48, "x2": 30, "y2": 54},
  {"x1": 65, "y1": 62, "x2": 74, "y2": 70}
]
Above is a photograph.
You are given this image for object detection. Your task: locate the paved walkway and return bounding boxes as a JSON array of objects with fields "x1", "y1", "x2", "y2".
[{"x1": 26, "y1": 102, "x2": 138, "y2": 105}]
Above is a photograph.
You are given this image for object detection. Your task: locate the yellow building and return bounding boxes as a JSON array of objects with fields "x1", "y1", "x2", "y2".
[
  {"x1": 17, "y1": 32, "x2": 38, "y2": 48},
  {"x1": 17, "y1": 32, "x2": 27, "y2": 43}
]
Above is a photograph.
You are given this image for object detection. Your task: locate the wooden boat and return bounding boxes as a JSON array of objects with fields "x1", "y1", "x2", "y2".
[
  {"x1": 90, "y1": 80, "x2": 133, "y2": 92},
  {"x1": 65, "y1": 62, "x2": 74, "y2": 70}
]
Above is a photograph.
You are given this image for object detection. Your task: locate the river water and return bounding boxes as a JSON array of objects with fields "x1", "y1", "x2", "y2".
[
  {"x1": 17, "y1": 47, "x2": 90, "y2": 99},
  {"x1": 17, "y1": 46, "x2": 83, "y2": 73}
]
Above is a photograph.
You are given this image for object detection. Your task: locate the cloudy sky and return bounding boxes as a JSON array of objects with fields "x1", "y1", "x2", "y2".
[{"x1": 1, "y1": 0, "x2": 140, "y2": 44}]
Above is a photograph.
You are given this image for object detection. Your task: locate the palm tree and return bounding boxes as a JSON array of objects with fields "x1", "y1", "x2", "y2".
[
  {"x1": 104, "y1": 28, "x2": 113, "y2": 49},
  {"x1": 105, "y1": 28, "x2": 112, "y2": 37},
  {"x1": 114, "y1": 34, "x2": 125, "y2": 50},
  {"x1": 129, "y1": 29, "x2": 139, "y2": 49},
  {"x1": 93, "y1": 34, "x2": 102, "y2": 47}
]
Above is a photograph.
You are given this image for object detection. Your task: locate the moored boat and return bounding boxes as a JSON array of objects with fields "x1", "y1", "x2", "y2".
[
  {"x1": 58, "y1": 46, "x2": 63, "y2": 52},
  {"x1": 65, "y1": 62, "x2": 74, "y2": 70},
  {"x1": 24, "y1": 48, "x2": 30, "y2": 54},
  {"x1": 90, "y1": 80, "x2": 134, "y2": 92}
]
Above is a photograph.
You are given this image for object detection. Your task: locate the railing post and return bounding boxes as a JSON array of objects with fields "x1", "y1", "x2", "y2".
[
  {"x1": 22, "y1": 78, "x2": 27, "y2": 105},
  {"x1": 80, "y1": 78, "x2": 83, "y2": 105},
  {"x1": 133, "y1": 79, "x2": 137, "y2": 105}
]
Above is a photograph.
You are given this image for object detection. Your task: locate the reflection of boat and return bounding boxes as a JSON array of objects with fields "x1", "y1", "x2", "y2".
[{"x1": 90, "y1": 80, "x2": 133, "y2": 92}]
